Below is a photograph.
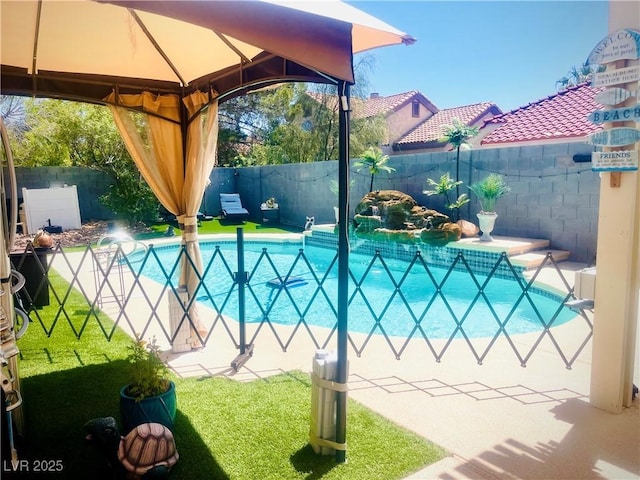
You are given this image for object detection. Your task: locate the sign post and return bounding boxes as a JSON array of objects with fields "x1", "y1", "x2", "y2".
[
  {"x1": 591, "y1": 150, "x2": 638, "y2": 172},
  {"x1": 586, "y1": 19, "x2": 640, "y2": 413},
  {"x1": 591, "y1": 65, "x2": 640, "y2": 87}
]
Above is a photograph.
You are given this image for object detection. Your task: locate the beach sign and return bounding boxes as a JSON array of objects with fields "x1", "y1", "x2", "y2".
[
  {"x1": 594, "y1": 88, "x2": 637, "y2": 106},
  {"x1": 588, "y1": 127, "x2": 640, "y2": 146},
  {"x1": 587, "y1": 28, "x2": 640, "y2": 65},
  {"x1": 588, "y1": 105, "x2": 640, "y2": 124},
  {"x1": 592, "y1": 150, "x2": 638, "y2": 172},
  {"x1": 592, "y1": 65, "x2": 640, "y2": 88}
]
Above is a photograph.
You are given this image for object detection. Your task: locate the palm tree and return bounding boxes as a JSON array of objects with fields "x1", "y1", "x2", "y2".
[
  {"x1": 440, "y1": 118, "x2": 479, "y2": 203},
  {"x1": 354, "y1": 146, "x2": 395, "y2": 193}
]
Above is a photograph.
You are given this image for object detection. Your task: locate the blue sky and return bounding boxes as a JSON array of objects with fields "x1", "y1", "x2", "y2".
[{"x1": 349, "y1": 1, "x2": 609, "y2": 112}]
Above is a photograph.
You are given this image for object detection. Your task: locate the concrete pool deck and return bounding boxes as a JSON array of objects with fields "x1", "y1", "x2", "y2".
[
  {"x1": 162, "y1": 235, "x2": 638, "y2": 479},
  {"x1": 52, "y1": 233, "x2": 639, "y2": 479},
  {"x1": 166, "y1": 328, "x2": 639, "y2": 480},
  {"x1": 164, "y1": 308, "x2": 639, "y2": 480}
]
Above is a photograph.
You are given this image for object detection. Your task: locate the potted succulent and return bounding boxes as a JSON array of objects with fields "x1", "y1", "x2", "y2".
[
  {"x1": 263, "y1": 197, "x2": 278, "y2": 209},
  {"x1": 468, "y1": 174, "x2": 510, "y2": 242},
  {"x1": 119, "y1": 337, "x2": 177, "y2": 433}
]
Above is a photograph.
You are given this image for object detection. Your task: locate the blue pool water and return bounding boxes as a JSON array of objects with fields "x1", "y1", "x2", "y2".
[{"x1": 133, "y1": 241, "x2": 575, "y2": 338}]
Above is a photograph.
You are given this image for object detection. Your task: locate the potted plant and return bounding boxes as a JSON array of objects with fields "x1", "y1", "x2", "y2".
[
  {"x1": 468, "y1": 174, "x2": 510, "y2": 242},
  {"x1": 119, "y1": 337, "x2": 177, "y2": 433},
  {"x1": 263, "y1": 197, "x2": 278, "y2": 209}
]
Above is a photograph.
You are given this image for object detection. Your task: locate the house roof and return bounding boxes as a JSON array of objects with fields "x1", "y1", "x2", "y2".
[
  {"x1": 396, "y1": 102, "x2": 501, "y2": 146},
  {"x1": 306, "y1": 89, "x2": 439, "y2": 119},
  {"x1": 480, "y1": 83, "x2": 605, "y2": 145},
  {"x1": 352, "y1": 90, "x2": 438, "y2": 118}
]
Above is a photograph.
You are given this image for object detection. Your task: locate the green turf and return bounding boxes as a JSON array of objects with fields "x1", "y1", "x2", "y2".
[
  {"x1": 15, "y1": 273, "x2": 446, "y2": 479},
  {"x1": 138, "y1": 218, "x2": 302, "y2": 241}
]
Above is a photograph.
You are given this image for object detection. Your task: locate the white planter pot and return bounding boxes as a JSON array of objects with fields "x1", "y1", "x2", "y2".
[{"x1": 476, "y1": 212, "x2": 498, "y2": 242}]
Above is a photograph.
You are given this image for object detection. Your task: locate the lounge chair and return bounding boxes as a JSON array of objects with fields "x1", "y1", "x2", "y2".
[{"x1": 219, "y1": 193, "x2": 249, "y2": 222}]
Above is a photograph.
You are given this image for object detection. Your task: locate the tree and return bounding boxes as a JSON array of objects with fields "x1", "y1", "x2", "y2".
[
  {"x1": 215, "y1": 53, "x2": 382, "y2": 166},
  {"x1": 216, "y1": 93, "x2": 264, "y2": 167},
  {"x1": 354, "y1": 146, "x2": 395, "y2": 193},
  {"x1": 440, "y1": 118, "x2": 479, "y2": 203},
  {"x1": 9, "y1": 98, "x2": 159, "y2": 225},
  {"x1": 556, "y1": 62, "x2": 605, "y2": 90},
  {"x1": 0, "y1": 96, "x2": 25, "y2": 130}
]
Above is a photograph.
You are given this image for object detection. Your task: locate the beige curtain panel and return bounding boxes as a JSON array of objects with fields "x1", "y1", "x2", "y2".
[{"x1": 106, "y1": 90, "x2": 218, "y2": 344}]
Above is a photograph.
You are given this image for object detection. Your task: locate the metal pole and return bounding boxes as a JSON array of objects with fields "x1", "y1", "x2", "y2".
[
  {"x1": 231, "y1": 226, "x2": 253, "y2": 370},
  {"x1": 335, "y1": 81, "x2": 350, "y2": 464},
  {"x1": 237, "y1": 227, "x2": 246, "y2": 355}
]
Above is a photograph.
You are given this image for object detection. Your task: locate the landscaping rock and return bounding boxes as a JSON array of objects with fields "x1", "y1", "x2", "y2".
[
  {"x1": 11, "y1": 221, "x2": 153, "y2": 250},
  {"x1": 353, "y1": 190, "x2": 461, "y2": 246}
]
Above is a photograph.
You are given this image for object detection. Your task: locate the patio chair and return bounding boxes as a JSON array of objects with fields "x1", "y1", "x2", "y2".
[{"x1": 219, "y1": 193, "x2": 249, "y2": 222}]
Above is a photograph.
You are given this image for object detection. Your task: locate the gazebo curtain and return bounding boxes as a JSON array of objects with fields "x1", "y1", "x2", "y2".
[{"x1": 105, "y1": 90, "x2": 219, "y2": 343}]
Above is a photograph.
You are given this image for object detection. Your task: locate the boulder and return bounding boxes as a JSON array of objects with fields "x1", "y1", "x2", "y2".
[
  {"x1": 457, "y1": 219, "x2": 479, "y2": 238},
  {"x1": 353, "y1": 190, "x2": 461, "y2": 246}
]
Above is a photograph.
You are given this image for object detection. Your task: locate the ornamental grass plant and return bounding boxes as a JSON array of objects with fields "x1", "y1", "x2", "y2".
[
  {"x1": 468, "y1": 173, "x2": 511, "y2": 213},
  {"x1": 124, "y1": 337, "x2": 171, "y2": 401}
]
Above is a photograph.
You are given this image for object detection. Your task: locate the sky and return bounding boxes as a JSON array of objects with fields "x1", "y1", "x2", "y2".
[{"x1": 347, "y1": 1, "x2": 610, "y2": 112}]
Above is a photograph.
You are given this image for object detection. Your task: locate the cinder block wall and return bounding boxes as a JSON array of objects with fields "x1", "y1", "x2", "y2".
[
  {"x1": 230, "y1": 142, "x2": 599, "y2": 263},
  {"x1": 8, "y1": 142, "x2": 599, "y2": 263}
]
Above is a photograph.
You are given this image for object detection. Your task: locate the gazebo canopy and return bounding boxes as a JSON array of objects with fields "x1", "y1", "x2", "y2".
[{"x1": 1, "y1": 0, "x2": 415, "y2": 105}]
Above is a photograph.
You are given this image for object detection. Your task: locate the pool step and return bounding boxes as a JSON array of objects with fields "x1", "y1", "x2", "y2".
[
  {"x1": 452, "y1": 236, "x2": 552, "y2": 256},
  {"x1": 450, "y1": 236, "x2": 572, "y2": 271},
  {"x1": 509, "y1": 249, "x2": 571, "y2": 269}
]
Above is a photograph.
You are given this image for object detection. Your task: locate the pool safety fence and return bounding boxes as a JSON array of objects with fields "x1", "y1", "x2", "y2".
[{"x1": 10, "y1": 235, "x2": 593, "y2": 368}]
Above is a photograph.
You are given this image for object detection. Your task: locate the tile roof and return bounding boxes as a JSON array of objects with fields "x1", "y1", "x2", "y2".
[
  {"x1": 480, "y1": 83, "x2": 605, "y2": 145},
  {"x1": 396, "y1": 102, "x2": 500, "y2": 145},
  {"x1": 307, "y1": 90, "x2": 438, "y2": 119},
  {"x1": 353, "y1": 91, "x2": 426, "y2": 118}
]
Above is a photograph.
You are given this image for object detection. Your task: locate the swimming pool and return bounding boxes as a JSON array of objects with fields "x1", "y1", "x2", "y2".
[{"x1": 133, "y1": 240, "x2": 575, "y2": 339}]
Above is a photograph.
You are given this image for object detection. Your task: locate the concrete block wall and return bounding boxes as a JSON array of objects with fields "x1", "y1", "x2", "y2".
[
  {"x1": 230, "y1": 142, "x2": 599, "y2": 263},
  {"x1": 8, "y1": 141, "x2": 599, "y2": 263}
]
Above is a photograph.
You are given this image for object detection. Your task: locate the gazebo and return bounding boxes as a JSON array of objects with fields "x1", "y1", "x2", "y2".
[{"x1": 0, "y1": 0, "x2": 415, "y2": 462}]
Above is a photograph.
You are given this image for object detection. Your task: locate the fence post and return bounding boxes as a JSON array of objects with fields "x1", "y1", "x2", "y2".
[
  {"x1": 335, "y1": 80, "x2": 350, "y2": 463},
  {"x1": 231, "y1": 226, "x2": 253, "y2": 370}
]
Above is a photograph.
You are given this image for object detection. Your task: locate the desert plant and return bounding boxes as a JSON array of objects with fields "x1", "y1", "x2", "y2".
[
  {"x1": 124, "y1": 338, "x2": 170, "y2": 401},
  {"x1": 468, "y1": 174, "x2": 510, "y2": 213}
]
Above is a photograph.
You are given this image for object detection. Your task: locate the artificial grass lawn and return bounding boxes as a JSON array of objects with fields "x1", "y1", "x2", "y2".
[
  {"x1": 140, "y1": 217, "x2": 301, "y2": 241},
  {"x1": 15, "y1": 274, "x2": 446, "y2": 479},
  {"x1": 57, "y1": 219, "x2": 297, "y2": 254}
]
